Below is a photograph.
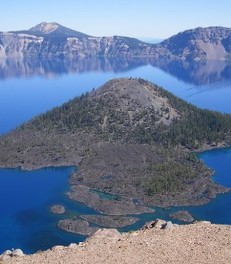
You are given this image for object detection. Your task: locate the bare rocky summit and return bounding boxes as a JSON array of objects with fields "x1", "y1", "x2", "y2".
[
  {"x1": 26, "y1": 22, "x2": 90, "y2": 38},
  {"x1": 2, "y1": 221, "x2": 231, "y2": 264}
]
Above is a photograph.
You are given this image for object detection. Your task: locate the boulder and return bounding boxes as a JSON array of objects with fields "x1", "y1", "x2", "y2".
[
  {"x1": 68, "y1": 243, "x2": 78, "y2": 248},
  {"x1": 0, "y1": 250, "x2": 12, "y2": 261},
  {"x1": 11, "y1": 248, "x2": 24, "y2": 257},
  {"x1": 162, "y1": 221, "x2": 174, "y2": 230},
  {"x1": 142, "y1": 219, "x2": 167, "y2": 230},
  {"x1": 1, "y1": 249, "x2": 12, "y2": 256},
  {"x1": 88, "y1": 228, "x2": 121, "y2": 241},
  {"x1": 51, "y1": 245, "x2": 65, "y2": 251},
  {"x1": 1, "y1": 248, "x2": 24, "y2": 259},
  {"x1": 1, "y1": 254, "x2": 11, "y2": 261}
]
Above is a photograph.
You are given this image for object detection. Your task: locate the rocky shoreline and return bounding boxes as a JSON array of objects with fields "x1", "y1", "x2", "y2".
[
  {"x1": 68, "y1": 143, "x2": 229, "y2": 209},
  {"x1": 58, "y1": 215, "x2": 139, "y2": 235},
  {"x1": 67, "y1": 184, "x2": 154, "y2": 215},
  {"x1": 193, "y1": 141, "x2": 230, "y2": 153}
]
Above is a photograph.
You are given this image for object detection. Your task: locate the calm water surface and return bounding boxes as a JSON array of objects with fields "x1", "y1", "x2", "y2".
[
  {"x1": 0, "y1": 57, "x2": 231, "y2": 253},
  {"x1": 1, "y1": 58, "x2": 231, "y2": 134}
]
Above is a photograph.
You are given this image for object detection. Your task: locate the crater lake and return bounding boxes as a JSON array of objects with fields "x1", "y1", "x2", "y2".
[{"x1": 0, "y1": 57, "x2": 231, "y2": 253}]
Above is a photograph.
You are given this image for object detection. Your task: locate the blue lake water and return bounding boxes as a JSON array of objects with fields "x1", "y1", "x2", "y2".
[
  {"x1": 0, "y1": 166, "x2": 98, "y2": 253},
  {"x1": 1, "y1": 58, "x2": 231, "y2": 134},
  {"x1": 0, "y1": 57, "x2": 231, "y2": 253}
]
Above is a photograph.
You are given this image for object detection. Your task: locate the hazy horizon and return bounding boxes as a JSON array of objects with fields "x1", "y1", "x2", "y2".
[{"x1": 1, "y1": 0, "x2": 230, "y2": 39}]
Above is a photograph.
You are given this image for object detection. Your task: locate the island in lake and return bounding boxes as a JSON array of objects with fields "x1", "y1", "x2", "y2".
[{"x1": 0, "y1": 78, "x2": 231, "y2": 234}]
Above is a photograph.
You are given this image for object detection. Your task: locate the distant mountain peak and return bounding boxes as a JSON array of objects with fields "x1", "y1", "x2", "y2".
[
  {"x1": 3, "y1": 25, "x2": 231, "y2": 60},
  {"x1": 29, "y1": 22, "x2": 60, "y2": 35},
  {"x1": 19, "y1": 22, "x2": 90, "y2": 38}
]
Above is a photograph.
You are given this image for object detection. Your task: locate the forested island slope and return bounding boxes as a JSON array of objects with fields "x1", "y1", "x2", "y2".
[{"x1": 0, "y1": 78, "x2": 231, "y2": 207}]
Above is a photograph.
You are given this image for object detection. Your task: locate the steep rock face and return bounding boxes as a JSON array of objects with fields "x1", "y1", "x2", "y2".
[
  {"x1": 1, "y1": 23, "x2": 231, "y2": 60},
  {"x1": 0, "y1": 32, "x2": 159, "y2": 58},
  {"x1": 161, "y1": 26, "x2": 231, "y2": 60},
  {"x1": 0, "y1": 33, "x2": 43, "y2": 58},
  {"x1": 0, "y1": 22, "x2": 159, "y2": 58},
  {"x1": 222, "y1": 34, "x2": 231, "y2": 55}
]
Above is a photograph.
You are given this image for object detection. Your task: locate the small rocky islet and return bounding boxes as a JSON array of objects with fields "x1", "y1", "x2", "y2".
[
  {"x1": 170, "y1": 210, "x2": 194, "y2": 223},
  {"x1": 50, "y1": 204, "x2": 66, "y2": 214},
  {"x1": 58, "y1": 215, "x2": 139, "y2": 235}
]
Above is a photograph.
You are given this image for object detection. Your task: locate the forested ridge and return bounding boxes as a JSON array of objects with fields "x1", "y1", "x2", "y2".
[
  {"x1": 156, "y1": 86, "x2": 231, "y2": 148},
  {"x1": 25, "y1": 78, "x2": 231, "y2": 150}
]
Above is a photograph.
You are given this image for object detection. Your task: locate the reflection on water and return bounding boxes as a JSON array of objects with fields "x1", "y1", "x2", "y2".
[
  {"x1": 152, "y1": 59, "x2": 231, "y2": 86},
  {"x1": 0, "y1": 57, "x2": 150, "y2": 79},
  {"x1": 0, "y1": 57, "x2": 231, "y2": 86},
  {"x1": 0, "y1": 57, "x2": 231, "y2": 135}
]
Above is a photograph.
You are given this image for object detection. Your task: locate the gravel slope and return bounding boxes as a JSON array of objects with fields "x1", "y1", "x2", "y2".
[{"x1": 3, "y1": 222, "x2": 231, "y2": 264}]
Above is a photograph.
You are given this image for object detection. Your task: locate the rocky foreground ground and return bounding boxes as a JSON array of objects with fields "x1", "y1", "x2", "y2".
[{"x1": 2, "y1": 220, "x2": 231, "y2": 264}]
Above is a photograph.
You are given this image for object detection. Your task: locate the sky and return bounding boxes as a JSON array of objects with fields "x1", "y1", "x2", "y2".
[{"x1": 1, "y1": 0, "x2": 231, "y2": 39}]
